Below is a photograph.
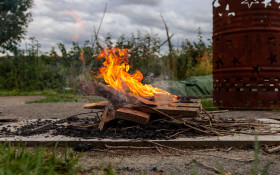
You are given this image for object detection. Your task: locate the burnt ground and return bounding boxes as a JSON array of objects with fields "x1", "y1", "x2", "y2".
[{"x1": 0, "y1": 96, "x2": 280, "y2": 174}]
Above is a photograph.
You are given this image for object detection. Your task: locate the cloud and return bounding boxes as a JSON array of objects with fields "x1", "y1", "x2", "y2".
[
  {"x1": 21, "y1": 0, "x2": 213, "y2": 53},
  {"x1": 116, "y1": 0, "x2": 162, "y2": 6}
]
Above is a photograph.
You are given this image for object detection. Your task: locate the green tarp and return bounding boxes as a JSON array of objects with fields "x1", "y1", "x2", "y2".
[{"x1": 152, "y1": 75, "x2": 213, "y2": 96}]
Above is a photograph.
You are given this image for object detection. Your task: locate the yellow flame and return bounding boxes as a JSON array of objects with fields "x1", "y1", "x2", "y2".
[{"x1": 97, "y1": 47, "x2": 170, "y2": 97}]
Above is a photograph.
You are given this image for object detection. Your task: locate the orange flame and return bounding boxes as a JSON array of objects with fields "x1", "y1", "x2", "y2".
[
  {"x1": 78, "y1": 49, "x2": 85, "y2": 64},
  {"x1": 97, "y1": 47, "x2": 170, "y2": 97}
]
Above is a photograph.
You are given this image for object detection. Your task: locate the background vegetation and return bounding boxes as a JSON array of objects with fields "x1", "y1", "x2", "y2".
[{"x1": 0, "y1": 30, "x2": 213, "y2": 94}]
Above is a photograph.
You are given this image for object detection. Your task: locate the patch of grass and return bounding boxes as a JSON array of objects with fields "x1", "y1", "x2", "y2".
[
  {"x1": 0, "y1": 142, "x2": 81, "y2": 175},
  {"x1": 0, "y1": 89, "x2": 58, "y2": 96},
  {"x1": 251, "y1": 135, "x2": 275, "y2": 175},
  {"x1": 200, "y1": 98, "x2": 219, "y2": 111}
]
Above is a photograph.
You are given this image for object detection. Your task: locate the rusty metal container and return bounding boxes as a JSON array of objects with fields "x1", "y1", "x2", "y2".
[{"x1": 213, "y1": 0, "x2": 280, "y2": 109}]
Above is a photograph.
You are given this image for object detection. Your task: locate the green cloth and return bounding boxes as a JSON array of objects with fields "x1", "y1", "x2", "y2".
[{"x1": 152, "y1": 75, "x2": 213, "y2": 96}]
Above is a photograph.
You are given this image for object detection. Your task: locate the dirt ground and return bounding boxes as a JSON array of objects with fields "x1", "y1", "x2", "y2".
[{"x1": 0, "y1": 96, "x2": 280, "y2": 174}]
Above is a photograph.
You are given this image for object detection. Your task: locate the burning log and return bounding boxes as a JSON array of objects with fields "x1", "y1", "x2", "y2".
[
  {"x1": 115, "y1": 108, "x2": 150, "y2": 125},
  {"x1": 128, "y1": 93, "x2": 157, "y2": 106},
  {"x1": 95, "y1": 82, "x2": 142, "y2": 108}
]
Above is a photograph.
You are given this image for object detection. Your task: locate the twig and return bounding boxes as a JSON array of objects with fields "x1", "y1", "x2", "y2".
[
  {"x1": 207, "y1": 110, "x2": 229, "y2": 114},
  {"x1": 105, "y1": 144, "x2": 155, "y2": 150},
  {"x1": 81, "y1": 124, "x2": 99, "y2": 128},
  {"x1": 155, "y1": 146, "x2": 165, "y2": 156},
  {"x1": 160, "y1": 13, "x2": 173, "y2": 54},
  {"x1": 121, "y1": 125, "x2": 138, "y2": 131},
  {"x1": 202, "y1": 108, "x2": 213, "y2": 120},
  {"x1": 141, "y1": 105, "x2": 177, "y2": 121},
  {"x1": 167, "y1": 129, "x2": 191, "y2": 138},
  {"x1": 183, "y1": 122, "x2": 212, "y2": 135},
  {"x1": 92, "y1": 3, "x2": 107, "y2": 48},
  {"x1": 193, "y1": 159, "x2": 224, "y2": 174},
  {"x1": 267, "y1": 145, "x2": 280, "y2": 154},
  {"x1": 194, "y1": 153, "x2": 254, "y2": 162},
  {"x1": 143, "y1": 140, "x2": 188, "y2": 153},
  {"x1": 158, "y1": 33, "x2": 174, "y2": 48}
]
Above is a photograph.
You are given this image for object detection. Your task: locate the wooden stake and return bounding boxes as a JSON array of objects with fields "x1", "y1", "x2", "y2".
[{"x1": 99, "y1": 106, "x2": 109, "y2": 131}]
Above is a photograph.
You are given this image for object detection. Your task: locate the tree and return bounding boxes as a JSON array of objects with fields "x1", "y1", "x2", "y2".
[{"x1": 0, "y1": 0, "x2": 34, "y2": 52}]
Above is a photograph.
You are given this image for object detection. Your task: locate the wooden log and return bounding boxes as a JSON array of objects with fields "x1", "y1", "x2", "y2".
[
  {"x1": 169, "y1": 103, "x2": 202, "y2": 110},
  {"x1": 155, "y1": 106, "x2": 199, "y2": 117},
  {"x1": 83, "y1": 101, "x2": 109, "y2": 109},
  {"x1": 115, "y1": 108, "x2": 150, "y2": 125},
  {"x1": 95, "y1": 83, "x2": 141, "y2": 108},
  {"x1": 128, "y1": 93, "x2": 157, "y2": 106},
  {"x1": 99, "y1": 106, "x2": 109, "y2": 131},
  {"x1": 154, "y1": 94, "x2": 177, "y2": 106},
  {"x1": 131, "y1": 105, "x2": 176, "y2": 121}
]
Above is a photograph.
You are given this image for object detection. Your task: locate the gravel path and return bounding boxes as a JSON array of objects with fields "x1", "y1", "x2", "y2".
[{"x1": 1, "y1": 96, "x2": 280, "y2": 174}]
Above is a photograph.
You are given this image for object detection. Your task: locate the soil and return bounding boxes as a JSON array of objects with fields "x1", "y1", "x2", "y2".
[{"x1": 1, "y1": 96, "x2": 280, "y2": 174}]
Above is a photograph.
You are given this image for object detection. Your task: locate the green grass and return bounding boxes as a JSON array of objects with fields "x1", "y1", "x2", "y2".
[
  {"x1": 200, "y1": 98, "x2": 219, "y2": 111},
  {"x1": 0, "y1": 142, "x2": 81, "y2": 175},
  {"x1": 0, "y1": 89, "x2": 58, "y2": 96}
]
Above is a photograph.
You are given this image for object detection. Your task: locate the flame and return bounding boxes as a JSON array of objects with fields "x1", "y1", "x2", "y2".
[
  {"x1": 97, "y1": 47, "x2": 170, "y2": 97},
  {"x1": 78, "y1": 49, "x2": 85, "y2": 64}
]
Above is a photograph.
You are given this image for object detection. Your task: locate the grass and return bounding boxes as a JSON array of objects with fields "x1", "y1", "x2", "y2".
[
  {"x1": 200, "y1": 98, "x2": 219, "y2": 111},
  {"x1": 0, "y1": 89, "x2": 59, "y2": 96},
  {"x1": 0, "y1": 142, "x2": 81, "y2": 175}
]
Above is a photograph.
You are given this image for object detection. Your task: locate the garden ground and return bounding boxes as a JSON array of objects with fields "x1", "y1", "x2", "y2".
[{"x1": 0, "y1": 96, "x2": 280, "y2": 174}]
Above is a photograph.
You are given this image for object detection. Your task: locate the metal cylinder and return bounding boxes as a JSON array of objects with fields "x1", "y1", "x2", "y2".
[{"x1": 213, "y1": 0, "x2": 280, "y2": 109}]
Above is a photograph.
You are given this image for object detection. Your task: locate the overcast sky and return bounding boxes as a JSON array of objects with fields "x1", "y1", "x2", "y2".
[{"x1": 22, "y1": 0, "x2": 213, "y2": 54}]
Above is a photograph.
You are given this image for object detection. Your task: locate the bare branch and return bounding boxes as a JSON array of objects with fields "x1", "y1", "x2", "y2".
[{"x1": 92, "y1": 3, "x2": 107, "y2": 49}]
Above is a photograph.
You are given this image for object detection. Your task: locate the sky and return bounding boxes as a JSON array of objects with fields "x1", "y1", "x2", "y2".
[{"x1": 22, "y1": 0, "x2": 213, "y2": 54}]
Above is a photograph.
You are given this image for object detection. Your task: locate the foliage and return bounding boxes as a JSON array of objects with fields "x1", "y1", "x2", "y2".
[
  {"x1": 0, "y1": 89, "x2": 57, "y2": 96},
  {"x1": 0, "y1": 142, "x2": 81, "y2": 175},
  {"x1": 0, "y1": 29, "x2": 213, "y2": 93},
  {"x1": 0, "y1": 0, "x2": 34, "y2": 52}
]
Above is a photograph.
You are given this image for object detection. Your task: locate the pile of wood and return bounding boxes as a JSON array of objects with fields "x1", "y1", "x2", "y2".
[{"x1": 83, "y1": 83, "x2": 201, "y2": 130}]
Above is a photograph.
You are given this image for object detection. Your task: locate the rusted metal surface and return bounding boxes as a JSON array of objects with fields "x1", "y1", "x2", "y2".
[{"x1": 213, "y1": 0, "x2": 280, "y2": 109}]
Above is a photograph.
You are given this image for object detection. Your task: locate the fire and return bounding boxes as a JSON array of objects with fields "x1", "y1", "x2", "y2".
[{"x1": 97, "y1": 47, "x2": 170, "y2": 97}]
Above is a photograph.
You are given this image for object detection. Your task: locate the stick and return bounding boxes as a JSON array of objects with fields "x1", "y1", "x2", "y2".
[
  {"x1": 160, "y1": 13, "x2": 173, "y2": 54},
  {"x1": 99, "y1": 106, "x2": 109, "y2": 131},
  {"x1": 194, "y1": 153, "x2": 254, "y2": 162},
  {"x1": 143, "y1": 140, "x2": 188, "y2": 153},
  {"x1": 167, "y1": 129, "x2": 191, "y2": 138},
  {"x1": 105, "y1": 144, "x2": 155, "y2": 150},
  {"x1": 202, "y1": 108, "x2": 213, "y2": 120},
  {"x1": 267, "y1": 145, "x2": 280, "y2": 154},
  {"x1": 193, "y1": 159, "x2": 223, "y2": 174},
  {"x1": 92, "y1": 3, "x2": 107, "y2": 48},
  {"x1": 155, "y1": 146, "x2": 167, "y2": 156},
  {"x1": 183, "y1": 122, "x2": 212, "y2": 135},
  {"x1": 141, "y1": 105, "x2": 177, "y2": 121}
]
